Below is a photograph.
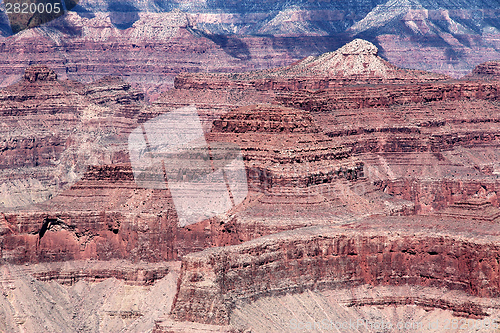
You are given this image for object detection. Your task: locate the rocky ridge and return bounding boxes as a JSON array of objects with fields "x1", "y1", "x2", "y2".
[
  {"x1": 171, "y1": 222, "x2": 500, "y2": 326},
  {"x1": 174, "y1": 39, "x2": 449, "y2": 91},
  {"x1": 1, "y1": 0, "x2": 499, "y2": 101},
  {"x1": 467, "y1": 61, "x2": 500, "y2": 81}
]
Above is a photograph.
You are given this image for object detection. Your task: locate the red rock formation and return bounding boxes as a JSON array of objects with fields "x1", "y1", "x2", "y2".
[
  {"x1": 0, "y1": 65, "x2": 219, "y2": 264},
  {"x1": 29, "y1": 259, "x2": 171, "y2": 286},
  {"x1": 4, "y1": 39, "x2": 500, "y2": 331},
  {"x1": 0, "y1": 163, "x2": 222, "y2": 263},
  {"x1": 174, "y1": 39, "x2": 449, "y2": 92},
  {"x1": 23, "y1": 65, "x2": 58, "y2": 82},
  {"x1": 212, "y1": 104, "x2": 320, "y2": 134},
  {"x1": 277, "y1": 81, "x2": 500, "y2": 112},
  {"x1": 207, "y1": 104, "x2": 363, "y2": 191},
  {"x1": 467, "y1": 61, "x2": 500, "y2": 81},
  {"x1": 0, "y1": 65, "x2": 141, "y2": 209},
  {"x1": 0, "y1": 11, "x2": 303, "y2": 98},
  {"x1": 6, "y1": 51, "x2": 500, "y2": 266},
  {"x1": 171, "y1": 221, "x2": 500, "y2": 325}
]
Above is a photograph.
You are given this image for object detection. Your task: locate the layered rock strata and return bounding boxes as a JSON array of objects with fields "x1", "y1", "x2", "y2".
[
  {"x1": 24, "y1": 259, "x2": 170, "y2": 286},
  {"x1": 0, "y1": 261, "x2": 181, "y2": 332},
  {"x1": 467, "y1": 61, "x2": 500, "y2": 81},
  {"x1": 0, "y1": 65, "x2": 210, "y2": 263},
  {"x1": 174, "y1": 39, "x2": 449, "y2": 92},
  {"x1": 0, "y1": 65, "x2": 138, "y2": 208},
  {"x1": 171, "y1": 220, "x2": 500, "y2": 326},
  {"x1": 228, "y1": 285, "x2": 500, "y2": 332},
  {"x1": 208, "y1": 104, "x2": 362, "y2": 190},
  {"x1": 277, "y1": 81, "x2": 500, "y2": 112},
  {"x1": 3, "y1": 38, "x2": 500, "y2": 331}
]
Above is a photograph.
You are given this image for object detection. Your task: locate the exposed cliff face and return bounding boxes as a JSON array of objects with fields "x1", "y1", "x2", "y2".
[
  {"x1": 0, "y1": 161, "x2": 232, "y2": 263},
  {"x1": 0, "y1": 11, "x2": 302, "y2": 99},
  {"x1": 207, "y1": 104, "x2": 363, "y2": 193},
  {"x1": 147, "y1": 45, "x2": 500, "y2": 330},
  {"x1": 0, "y1": 65, "x2": 218, "y2": 264},
  {"x1": 2, "y1": 1, "x2": 500, "y2": 98},
  {"x1": 277, "y1": 80, "x2": 500, "y2": 111},
  {"x1": 23, "y1": 65, "x2": 58, "y2": 82},
  {"x1": 171, "y1": 221, "x2": 500, "y2": 326},
  {"x1": 0, "y1": 260, "x2": 180, "y2": 333},
  {"x1": 229, "y1": 285, "x2": 500, "y2": 332},
  {"x1": 467, "y1": 61, "x2": 500, "y2": 81},
  {"x1": 211, "y1": 105, "x2": 320, "y2": 134},
  {"x1": 0, "y1": 65, "x2": 142, "y2": 209}
]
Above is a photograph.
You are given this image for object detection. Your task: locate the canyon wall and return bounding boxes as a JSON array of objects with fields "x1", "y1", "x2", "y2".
[
  {"x1": 2, "y1": 36, "x2": 500, "y2": 331},
  {"x1": 171, "y1": 225, "x2": 500, "y2": 325},
  {"x1": 469, "y1": 61, "x2": 500, "y2": 81},
  {"x1": 278, "y1": 81, "x2": 500, "y2": 112}
]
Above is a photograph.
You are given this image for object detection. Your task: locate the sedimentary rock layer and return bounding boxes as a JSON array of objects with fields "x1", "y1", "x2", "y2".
[
  {"x1": 0, "y1": 261, "x2": 180, "y2": 333},
  {"x1": 229, "y1": 285, "x2": 500, "y2": 332},
  {"x1": 171, "y1": 221, "x2": 500, "y2": 325},
  {"x1": 174, "y1": 39, "x2": 449, "y2": 92},
  {"x1": 468, "y1": 61, "x2": 500, "y2": 81},
  {"x1": 277, "y1": 81, "x2": 500, "y2": 112}
]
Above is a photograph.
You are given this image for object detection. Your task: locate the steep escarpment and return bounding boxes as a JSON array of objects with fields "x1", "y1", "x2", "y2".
[
  {"x1": 0, "y1": 161, "x2": 229, "y2": 263},
  {"x1": 0, "y1": 261, "x2": 180, "y2": 333},
  {"x1": 3, "y1": 38, "x2": 500, "y2": 332},
  {"x1": 2, "y1": 0, "x2": 500, "y2": 98},
  {"x1": 208, "y1": 104, "x2": 361, "y2": 189},
  {"x1": 277, "y1": 80, "x2": 500, "y2": 111},
  {"x1": 211, "y1": 104, "x2": 320, "y2": 134},
  {"x1": 0, "y1": 11, "x2": 302, "y2": 99},
  {"x1": 171, "y1": 221, "x2": 500, "y2": 326},
  {"x1": 163, "y1": 42, "x2": 500, "y2": 222},
  {"x1": 0, "y1": 65, "x2": 217, "y2": 264},
  {"x1": 152, "y1": 42, "x2": 500, "y2": 331}
]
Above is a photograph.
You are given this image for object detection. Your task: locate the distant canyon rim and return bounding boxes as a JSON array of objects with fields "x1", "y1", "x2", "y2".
[{"x1": 1, "y1": 0, "x2": 500, "y2": 99}]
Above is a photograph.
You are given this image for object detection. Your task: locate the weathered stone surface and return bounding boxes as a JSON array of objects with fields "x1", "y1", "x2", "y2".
[
  {"x1": 153, "y1": 319, "x2": 239, "y2": 333},
  {"x1": 212, "y1": 105, "x2": 320, "y2": 134},
  {"x1": 0, "y1": 65, "x2": 142, "y2": 209},
  {"x1": 465, "y1": 61, "x2": 500, "y2": 82},
  {"x1": 23, "y1": 65, "x2": 58, "y2": 82},
  {"x1": 171, "y1": 221, "x2": 500, "y2": 325},
  {"x1": 174, "y1": 39, "x2": 449, "y2": 92},
  {"x1": 0, "y1": 66, "x2": 215, "y2": 264},
  {"x1": 0, "y1": 261, "x2": 181, "y2": 333},
  {"x1": 277, "y1": 81, "x2": 500, "y2": 111},
  {"x1": 3, "y1": 37, "x2": 500, "y2": 331},
  {"x1": 230, "y1": 285, "x2": 500, "y2": 332}
]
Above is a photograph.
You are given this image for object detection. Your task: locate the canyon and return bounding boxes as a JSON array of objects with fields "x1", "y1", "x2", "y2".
[{"x1": 2, "y1": 38, "x2": 500, "y2": 332}]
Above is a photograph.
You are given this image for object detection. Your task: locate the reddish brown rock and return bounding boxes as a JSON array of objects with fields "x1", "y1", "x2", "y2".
[
  {"x1": 23, "y1": 65, "x2": 57, "y2": 82},
  {"x1": 29, "y1": 259, "x2": 171, "y2": 286},
  {"x1": 212, "y1": 104, "x2": 320, "y2": 134},
  {"x1": 207, "y1": 104, "x2": 362, "y2": 191},
  {"x1": 171, "y1": 220, "x2": 500, "y2": 325},
  {"x1": 277, "y1": 81, "x2": 500, "y2": 112},
  {"x1": 174, "y1": 39, "x2": 449, "y2": 92},
  {"x1": 467, "y1": 61, "x2": 500, "y2": 81},
  {"x1": 3, "y1": 40, "x2": 500, "y2": 331}
]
